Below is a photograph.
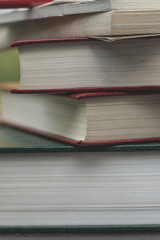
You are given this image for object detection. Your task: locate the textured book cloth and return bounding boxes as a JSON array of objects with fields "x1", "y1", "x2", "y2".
[{"x1": 1, "y1": 225, "x2": 160, "y2": 239}]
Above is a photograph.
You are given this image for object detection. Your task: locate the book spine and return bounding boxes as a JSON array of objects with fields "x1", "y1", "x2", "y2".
[{"x1": 0, "y1": 0, "x2": 52, "y2": 8}]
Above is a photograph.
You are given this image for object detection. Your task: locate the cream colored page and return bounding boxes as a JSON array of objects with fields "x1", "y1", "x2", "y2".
[
  {"x1": 111, "y1": 11, "x2": 160, "y2": 35},
  {"x1": 111, "y1": 0, "x2": 160, "y2": 10}
]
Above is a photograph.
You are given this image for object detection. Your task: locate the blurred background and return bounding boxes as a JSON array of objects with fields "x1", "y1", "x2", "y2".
[
  {"x1": 0, "y1": 48, "x2": 19, "y2": 83},
  {"x1": 0, "y1": 9, "x2": 20, "y2": 85}
]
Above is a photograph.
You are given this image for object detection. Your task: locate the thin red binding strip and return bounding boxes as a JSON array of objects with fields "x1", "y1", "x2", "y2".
[{"x1": 0, "y1": 0, "x2": 53, "y2": 8}]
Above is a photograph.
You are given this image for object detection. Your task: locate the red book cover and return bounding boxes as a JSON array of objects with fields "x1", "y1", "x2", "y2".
[
  {"x1": 6, "y1": 91, "x2": 160, "y2": 146},
  {"x1": 0, "y1": 0, "x2": 53, "y2": 8},
  {"x1": 12, "y1": 86, "x2": 160, "y2": 95},
  {"x1": 11, "y1": 38, "x2": 89, "y2": 47}
]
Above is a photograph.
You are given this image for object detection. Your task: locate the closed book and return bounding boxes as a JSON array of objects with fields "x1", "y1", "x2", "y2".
[
  {"x1": 1, "y1": 0, "x2": 160, "y2": 26},
  {"x1": 11, "y1": 37, "x2": 160, "y2": 92},
  {"x1": 1, "y1": 11, "x2": 160, "y2": 49},
  {"x1": 2, "y1": 91, "x2": 160, "y2": 146},
  {"x1": 3, "y1": 124, "x2": 160, "y2": 152},
  {"x1": 1, "y1": 125, "x2": 160, "y2": 226},
  {"x1": 0, "y1": 0, "x2": 109, "y2": 26}
]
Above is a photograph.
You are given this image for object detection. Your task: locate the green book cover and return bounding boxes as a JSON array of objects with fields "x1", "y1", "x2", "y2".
[{"x1": 0, "y1": 48, "x2": 19, "y2": 89}]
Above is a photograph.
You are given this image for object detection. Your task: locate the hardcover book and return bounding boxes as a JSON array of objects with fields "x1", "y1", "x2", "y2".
[
  {"x1": 1, "y1": 11, "x2": 160, "y2": 49},
  {"x1": 1, "y1": 0, "x2": 160, "y2": 25},
  {"x1": 2, "y1": 91, "x2": 160, "y2": 146},
  {"x1": 1, "y1": 125, "x2": 160, "y2": 226},
  {"x1": 11, "y1": 37, "x2": 160, "y2": 92},
  {"x1": 3, "y1": 124, "x2": 160, "y2": 152}
]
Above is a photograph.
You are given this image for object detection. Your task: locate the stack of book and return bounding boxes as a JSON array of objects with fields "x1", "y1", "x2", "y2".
[{"x1": 1, "y1": 0, "x2": 160, "y2": 238}]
